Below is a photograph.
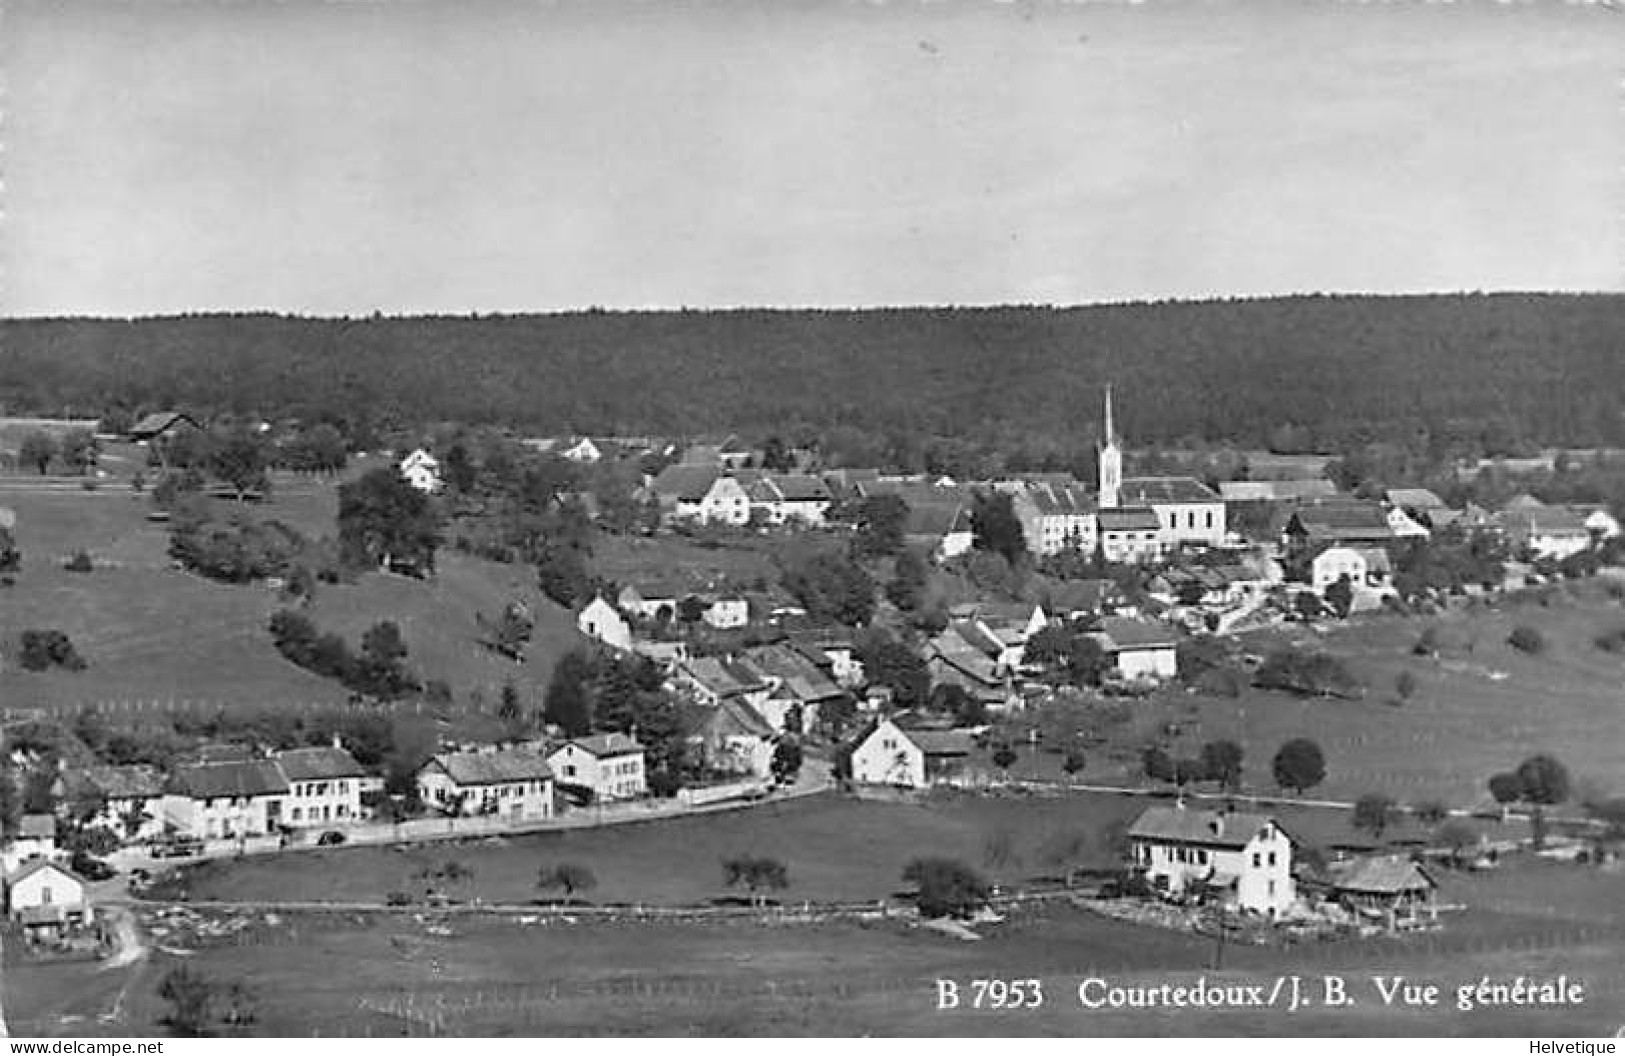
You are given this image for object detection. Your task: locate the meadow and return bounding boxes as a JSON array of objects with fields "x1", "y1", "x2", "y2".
[{"x1": 13, "y1": 858, "x2": 1623, "y2": 1037}]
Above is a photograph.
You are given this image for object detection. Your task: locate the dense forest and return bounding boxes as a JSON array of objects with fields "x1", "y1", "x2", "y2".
[{"x1": 2, "y1": 293, "x2": 1622, "y2": 457}]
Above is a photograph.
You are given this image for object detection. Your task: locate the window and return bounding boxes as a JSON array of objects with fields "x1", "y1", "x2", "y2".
[
  {"x1": 1198, "y1": 850, "x2": 1208, "y2": 865},
  {"x1": 1205, "y1": 510, "x2": 1214, "y2": 529},
  {"x1": 1252, "y1": 852, "x2": 1261, "y2": 868},
  {"x1": 1268, "y1": 851, "x2": 1277, "y2": 867},
  {"x1": 1268, "y1": 879, "x2": 1276, "y2": 896}
]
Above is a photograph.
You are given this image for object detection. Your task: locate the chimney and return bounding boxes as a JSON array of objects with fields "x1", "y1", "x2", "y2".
[
  {"x1": 1209, "y1": 816, "x2": 1225, "y2": 838},
  {"x1": 332, "y1": 733, "x2": 343, "y2": 751}
]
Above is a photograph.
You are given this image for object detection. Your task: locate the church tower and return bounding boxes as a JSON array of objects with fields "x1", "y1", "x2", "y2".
[{"x1": 1098, "y1": 385, "x2": 1122, "y2": 509}]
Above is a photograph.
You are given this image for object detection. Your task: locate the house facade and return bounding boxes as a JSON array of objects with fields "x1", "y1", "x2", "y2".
[
  {"x1": 1091, "y1": 617, "x2": 1180, "y2": 681},
  {"x1": 1128, "y1": 806, "x2": 1296, "y2": 916},
  {"x1": 1012, "y1": 483, "x2": 1097, "y2": 557},
  {"x1": 546, "y1": 734, "x2": 647, "y2": 802},
  {"x1": 1096, "y1": 508, "x2": 1165, "y2": 564},
  {"x1": 2, "y1": 814, "x2": 59, "y2": 873},
  {"x1": 848, "y1": 719, "x2": 973, "y2": 789},
  {"x1": 577, "y1": 595, "x2": 633, "y2": 652},
  {"x1": 272, "y1": 745, "x2": 366, "y2": 828},
  {"x1": 162, "y1": 761, "x2": 291, "y2": 839},
  {"x1": 52, "y1": 765, "x2": 167, "y2": 843},
  {"x1": 416, "y1": 750, "x2": 555, "y2": 820},
  {"x1": 7, "y1": 860, "x2": 89, "y2": 932}
]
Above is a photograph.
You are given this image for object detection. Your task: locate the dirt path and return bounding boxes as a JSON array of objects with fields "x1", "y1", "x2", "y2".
[{"x1": 101, "y1": 904, "x2": 150, "y2": 970}]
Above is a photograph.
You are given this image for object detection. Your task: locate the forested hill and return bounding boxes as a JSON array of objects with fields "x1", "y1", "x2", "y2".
[{"x1": 3, "y1": 293, "x2": 1622, "y2": 451}]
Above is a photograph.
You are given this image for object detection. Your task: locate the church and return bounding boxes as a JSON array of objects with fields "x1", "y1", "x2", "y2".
[{"x1": 1097, "y1": 387, "x2": 1227, "y2": 556}]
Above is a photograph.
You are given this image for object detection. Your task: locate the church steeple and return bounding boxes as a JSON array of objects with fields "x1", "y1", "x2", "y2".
[{"x1": 1099, "y1": 384, "x2": 1122, "y2": 509}]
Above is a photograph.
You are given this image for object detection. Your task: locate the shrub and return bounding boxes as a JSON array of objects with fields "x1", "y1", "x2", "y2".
[
  {"x1": 63, "y1": 551, "x2": 94, "y2": 573},
  {"x1": 1253, "y1": 647, "x2": 1362, "y2": 698},
  {"x1": 1593, "y1": 626, "x2": 1625, "y2": 654},
  {"x1": 18, "y1": 629, "x2": 86, "y2": 672},
  {"x1": 903, "y1": 857, "x2": 992, "y2": 919},
  {"x1": 1508, "y1": 625, "x2": 1547, "y2": 655}
]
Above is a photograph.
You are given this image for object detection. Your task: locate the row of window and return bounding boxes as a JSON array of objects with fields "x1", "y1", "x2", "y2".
[{"x1": 292, "y1": 780, "x2": 350, "y2": 797}]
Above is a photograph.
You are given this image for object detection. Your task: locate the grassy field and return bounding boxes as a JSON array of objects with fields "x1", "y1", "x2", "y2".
[
  {"x1": 13, "y1": 858, "x2": 1623, "y2": 1037},
  {"x1": 0, "y1": 483, "x2": 584, "y2": 715},
  {"x1": 160, "y1": 791, "x2": 1527, "y2": 908}
]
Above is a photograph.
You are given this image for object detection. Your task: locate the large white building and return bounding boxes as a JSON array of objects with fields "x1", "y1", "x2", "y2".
[
  {"x1": 272, "y1": 745, "x2": 367, "y2": 828},
  {"x1": 1098, "y1": 387, "x2": 1225, "y2": 550},
  {"x1": 1127, "y1": 805, "x2": 1296, "y2": 917},
  {"x1": 416, "y1": 750, "x2": 556, "y2": 820},
  {"x1": 848, "y1": 718, "x2": 973, "y2": 789},
  {"x1": 547, "y1": 733, "x2": 647, "y2": 802}
]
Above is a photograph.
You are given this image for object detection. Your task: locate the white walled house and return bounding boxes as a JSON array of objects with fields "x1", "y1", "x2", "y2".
[
  {"x1": 700, "y1": 595, "x2": 749, "y2": 630},
  {"x1": 272, "y1": 745, "x2": 366, "y2": 828},
  {"x1": 578, "y1": 595, "x2": 633, "y2": 652},
  {"x1": 162, "y1": 761, "x2": 290, "y2": 839},
  {"x1": 1117, "y1": 478, "x2": 1228, "y2": 550},
  {"x1": 398, "y1": 448, "x2": 442, "y2": 493},
  {"x1": 1095, "y1": 508, "x2": 1165, "y2": 564},
  {"x1": 1128, "y1": 806, "x2": 1296, "y2": 917},
  {"x1": 1311, "y1": 546, "x2": 1370, "y2": 593},
  {"x1": 1091, "y1": 617, "x2": 1180, "y2": 681},
  {"x1": 546, "y1": 733, "x2": 647, "y2": 802},
  {"x1": 7, "y1": 859, "x2": 89, "y2": 932},
  {"x1": 416, "y1": 750, "x2": 555, "y2": 820},
  {"x1": 848, "y1": 719, "x2": 973, "y2": 789}
]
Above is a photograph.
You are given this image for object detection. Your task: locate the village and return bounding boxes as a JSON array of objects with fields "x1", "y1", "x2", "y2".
[{"x1": 1, "y1": 382, "x2": 1622, "y2": 1034}]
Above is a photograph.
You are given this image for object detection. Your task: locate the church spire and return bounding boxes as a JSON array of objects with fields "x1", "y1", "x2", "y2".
[{"x1": 1099, "y1": 384, "x2": 1122, "y2": 509}]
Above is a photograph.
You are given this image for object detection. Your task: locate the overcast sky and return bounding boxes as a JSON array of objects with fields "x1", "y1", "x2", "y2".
[{"x1": 2, "y1": 0, "x2": 1620, "y2": 317}]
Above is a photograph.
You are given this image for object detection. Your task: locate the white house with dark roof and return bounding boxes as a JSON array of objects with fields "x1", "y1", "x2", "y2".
[
  {"x1": 1499, "y1": 505, "x2": 1598, "y2": 561},
  {"x1": 1090, "y1": 617, "x2": 1180, "y2": 680},
  {"x1": 1012, "y1": 482, "x2": 1096, "y2": 556},
  {"x1": 416, "y1": 750, "x2": 555, "y2": 820},
  {"x1": 650, "y1": 465, "x2": 751, "y2": 525},
  {"x1": 272, "y1": 744, "x2": 366, "y2": 827},
  {"x1": 162, "y1": 760, "x2": 291, "y2": 839},
  {"x1": 546, "y1": 733, "x2": 647, "y2": 801},
  {"x1": 1096, "y1": 507, "x2": 1165, "y2": 563},
  {"x1": 1128, "y1": 805, "x2": 1295, "y2": 916},
  {"x1": 848, "y1": 718, "x2": 974, "y2": 789},
  {"x1": 6, "y1": 859, "x2": 89, "y2": 934}
]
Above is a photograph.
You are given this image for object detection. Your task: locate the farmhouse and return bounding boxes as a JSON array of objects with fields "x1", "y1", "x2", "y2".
[
  {"x1": 1090, "y1": 617, "x2": 1180, "y2": 681},
  {"x1": 163, "y1": 761, "x2": 291, "y2": 839},
  {"x1": 547, "y1": 733, "x2": 647, "y2": 802},
  {"x1": 272, "y1": 745, "x2": 366, "y2": 828},
  {"x1": 1310, "y1": 545, "x2": 1392, "y2": 594},
  {"x1": 6, "y1": 859, "x2": 89, "y2": 936},
  {"x1": 1319, "y1": 854, "x2": 1438, "y2": 930},
  {"x1": 739, "y1": 642, "x2": 848, "y2": 734},
  {"x1": 673, "y1": 655, "x2": 774, "y2": 710},
  {"x1": 416, "y1": 750, "x2": 555, "y2": 820},
  {"x1": 1498, "y1": 505, "x2": 1595, "y2": 561},
  {"x1": 740, "y1": 472, "x2": 833, "y2": 525},
  {"x1": 1284, "y1": 501, "x2": 1394, "y2": 557},
  {"x1": 848, "y1": 718, "x2": 973, "y2": 789},
  {"x1": 679, "y1": 698, "x2": 777, "y2": 778},
  {"x1": 697, "y1": 593, "x2": 749, "y2": 630},
  {"x1": 1012, "y1": 482, "x2": 1096, "y2": 557},
  {"x1": 52, "y1": 765, "x2": 167, "y2": 843},
  {"x1": 577, "y1": 595, "x2": 633, "y2": 652},
  {"x1": 1127, "y1": 805, "x2": 1296, "y2": 916},
  {"x1": 398, "y1": 448, "x2": 442, "y2": 493},
  {"x1": 650, "y1": 465, "x2": 751, "y2": 525},
  {"x1": 617, "y1": 579, "x2": 683, "y2": 621},
  {"x1": 1096, "y1": 507, "x2": 1164, "y2": 564}
]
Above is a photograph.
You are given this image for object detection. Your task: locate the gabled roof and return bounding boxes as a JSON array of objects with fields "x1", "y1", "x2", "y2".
[
  {"x1": 1097, "y1": 507, "x2": 1162, "y2": 532},
  {"x1": 562, "y1": 732, "x2": 645, "y2": 758},
  {"x1": 743, "y1": 643, "x2": 845, "y2": 702},
  {"x1": 904, "y1": 502, "x2": 972, "y2": 538},
  {"x1": 681, "y1": 697, "x2": 776, "y2": 741},
  {"x1": 650, "y1": 464, "x2": 723, "y2": 501},
  {"x1": 129, "y1": 411, "x2": 198, "y2": 438},
  {"x1": 1291, "y1": 501, "x2": 1391, "y2": 531},
  {"x1": 903, "y1": 729, "x2": 974, "y2": 757},
  {"x1": 58, "y1": 765, "x2": 166, "y2": 802},
  {"x1": 1045, "y1": 578, "x2": 1114, "y2": 614},
  {"x1": 427, "y1": 750, "x2": 553, "y2": 787},
  {"x1": 1019, "y1": 483, "x2": 1095, "y2": 517},
  {"x1": 1500, "y1": 507, "x2": 1591, "y2": 535},
  {"x1": 1128, "y1": 806, "x2": 1281, "y2": 850},
  {"x1": 171, "y1": 761, "x2": 290, "y2": 799},
  {"x1": 1095, "y1": 616, "x2": 1180, "y2": 651},
  {"x1": 771, "y1": 474, "x2": 832, "y2": 502},
  {"x1": 1327, "y1": 854, "x2": 1437, "y2": 894},
  {"x1": 682, "y1": 655, "x2": 772, "y2": 698},
  {"x1": 1119, "y1": 476, "x2": 1219, "y2": 505},
  {"x1": 273, "y1": 746, "x2": 367, "y2": 782},
  {"x1": 1385, "y1": 488, "x2": 1447, "y2": 510},
  {"x1": 8, "y1": 858, "x2": 82, "y2": 887}
]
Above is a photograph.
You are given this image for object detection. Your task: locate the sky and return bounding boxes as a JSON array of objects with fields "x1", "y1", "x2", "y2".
[{"x1": 2, "y1": 0, "x2": 1621, "y2": 317}]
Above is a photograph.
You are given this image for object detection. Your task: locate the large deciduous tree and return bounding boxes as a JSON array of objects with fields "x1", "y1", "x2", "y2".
[
  {"x1": 337, "y1": 466, "x2": 440, "y2": 575},
  {"x1": 1272, "y1": 737, "x2": 1326, "y2": 795}
]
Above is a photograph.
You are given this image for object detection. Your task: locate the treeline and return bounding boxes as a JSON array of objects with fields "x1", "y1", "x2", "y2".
[{"x1": 4, "y1": 294, "x2": 1624, "y2": 457}]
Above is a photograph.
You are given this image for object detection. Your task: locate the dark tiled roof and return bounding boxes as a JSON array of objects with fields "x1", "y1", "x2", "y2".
[
  {"x1": 1020, "y1": 483, "x2": 1094, "y2": 516},
  {"x1": 274, "y1": 746, "x2": 366, "y2": 782},
  {"x1": 1097, "y1": 507, "x2": 1162, "y2": 532},
  {"x1": 172, "y1": 761, "x2": 290, "y2": 799},
  {"x1": 1328, "y1": 855, "x2": 1437, "y2": 894},
  {"x1": 1119, "y1": 476, "x2": 1219, "y2": 505},
  {"x1": 1292, "y1": 502, "x2": 1390, "y2": 532},
  {"x1": 772, "y1": 474, "x2": 832, "y2": 502},
  {"x1": 18, "y1": 814, "x2": 56, "y2": 839},
  {"x1": 430, "y1": 750, "x2": 553, "y2": 786},
  {"x1": 1128, "y1": 807, "x2": 1280, "y2": 849},
  {"x1": 905, "y1": 729, "x2": 974, "y2": 757},
  {"x1": 651, "y1": 464, "x2": 722, "y2": 501},
  {"x1": 1096, "y1": 616, "x2": 1180, "y2": 651},
  {"x1": 59, "y1": 765, "x2": 166, "y2": 802}
]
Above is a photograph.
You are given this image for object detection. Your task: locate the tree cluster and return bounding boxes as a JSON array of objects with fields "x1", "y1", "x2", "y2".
[
  {"x1": 1253, "y1": 647, "x2": 1362, "y2": 699},
  {"x1": 267, "y1": 611, "x2": 420, "y2": 699},
  {"x1": 18, "y1": 629, "x2": 86, "y2": 672},
  {"x1": 169, "y1": 508, "x2": 306, "y2": 583}
]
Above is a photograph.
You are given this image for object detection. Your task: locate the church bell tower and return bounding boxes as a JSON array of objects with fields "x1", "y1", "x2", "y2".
[{"x1": 1098, "y1": 385, "x2": 1122, "y2": 509}]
